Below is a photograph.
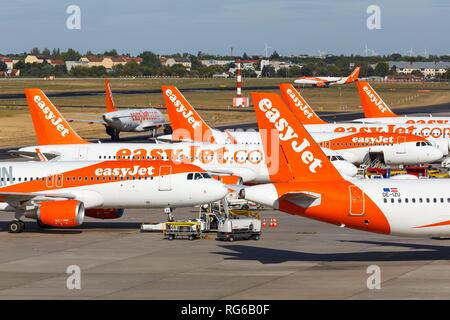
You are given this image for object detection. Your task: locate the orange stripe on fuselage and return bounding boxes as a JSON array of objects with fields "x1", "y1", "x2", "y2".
[
  {"x1": 414, "y1": 220, "x2": 450, "y2": 228},
  {"x1": 0, "y1": 161, "x2": 201, "y2": 196}
]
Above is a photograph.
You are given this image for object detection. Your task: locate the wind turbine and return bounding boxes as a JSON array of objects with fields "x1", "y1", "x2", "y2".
[
  {"x1": 406, "y1": 47, "x2": 415, "y2": 57},
  {"x1": 364, "y1": 44, "x2": 377, "y2": 57},
  {"x1": 263, "y1": 42, "x2": 272, "y2": 58}
]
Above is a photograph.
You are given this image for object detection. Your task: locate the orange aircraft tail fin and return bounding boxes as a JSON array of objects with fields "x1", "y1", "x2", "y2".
[
  {"x1": 25, "y1": 88, "x2": 88, "y2": 145},
  {"x1": 251, "y1": 92, "x2": 342, "y2": 182},
  {"x1": 345, "y1": 66, "x2": 360, "y2": 83},
  {"x1": 161, "y1": 86, "x2": 215, "y2": 143},
  {"x1": 105, "y1": 79, "x2": 117, "y2": 113},
  {"x1": 356, "y1": 81, "x2": 397, "y2": 118},
  {"x1": 279, "y1": 83, "x2": 327, "y2": 124}
]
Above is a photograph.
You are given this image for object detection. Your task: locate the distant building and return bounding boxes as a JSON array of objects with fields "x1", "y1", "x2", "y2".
[
  {"x1": 65, "y1": 60, "x2": 89, "y2": 72},
  {"x1": 260, "y1": 59, "x2": 302, "y2": 72},
  {"x1": 49, "y1": 59, "x2": 65, "y2": 67},
  {"x1": 161, "y1": 57, "x2": 192, "y2": 70},
  {"x1": 200, "y1": 59, "x2": 234, "y2": 67},
  {"x1": 25, "y1": 55, "x2": 50, "y2": 64},
  {"x1": 388, "y1": 61, "x2": 450, "y2": 78},
  {"x1": 78, "y1": 56, "x2": 142, "y2": 70}
]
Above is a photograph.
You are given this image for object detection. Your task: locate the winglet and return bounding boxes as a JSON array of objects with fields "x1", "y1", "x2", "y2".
[
  {"x1": 279, "y1": 83, "x2": 327, "y2": 124},
  {"x1": 251, "y1": 92, "x2": 342, "y2": 182},
  {"x1": 25, "y1": 88, "x2": 88, "y2": 145},
  {"x1": 345, "y1": 66, "x2": 360, "y2": 83},
  {"x1": 356, "y1": 81, "x2": 397, "y2": 118},
  {"x1": 161, "y1": 86, "x2": 215, "y2": 143},
  {"x1": 105, "y1": 79, "x2": 117, "y2": 112}
]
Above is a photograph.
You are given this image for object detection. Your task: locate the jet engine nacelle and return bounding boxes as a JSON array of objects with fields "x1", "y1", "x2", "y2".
[
  {"x1": 240, "y1": 184, "x2": 279, "y2": 208},
  {"x1": 85, "y1": 208, "x2": 125, "y2": 220},
  {"x1": 33, "y1": 200, "x2": 85, "y2": 227}
]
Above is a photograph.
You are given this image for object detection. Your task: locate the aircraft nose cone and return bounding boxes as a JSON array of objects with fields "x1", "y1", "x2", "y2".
[
  {"x1": 432, "y1": 148, "x2": 444, "y2": 161},
  {"x1": 103, "y1": 114, "x2": 111, "y2": 124},
  {"x1": 208, "y1": 181, "x2": 228, "y2": 202},
  {"x1": 343, "y1": 162, "x2": 358, "y2": 177}
]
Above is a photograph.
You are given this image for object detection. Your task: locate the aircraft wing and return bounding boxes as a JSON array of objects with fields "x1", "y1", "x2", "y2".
[
  {"x1": 136, "y1": 121, "x2": 166, "y2": 131},
  {"x1": 278, "y1": 191, "x2": 321, "y2": 208},
  {"x1": 67, "y1": 118, "x2": 108, "y2": 125},
  {"x1": 0, "y1": 191, "x2": 76, "y2": 207},
  {"x1": 8, "y1": 150, "x2": 59, "y2": 161}
]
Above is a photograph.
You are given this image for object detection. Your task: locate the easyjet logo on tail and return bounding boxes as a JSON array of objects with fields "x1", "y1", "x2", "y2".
[
  {"x1": 257, "y1": 98, "x2": 322, "y2": 173},
  {"x1": 362, "y1": 85, "x2": 390, "y2": 114},
  {"x1": 33, "y1": 95, "x2": 70, "y2": 137},
  {"x1": 164, "y1": 88, "x2": 200, "y2": 130},
  {"x1": 279, "y1": 84, "x2": 326, "y2": 125},
  {"x1": 285, "y1": 88, "x2": 314, "y2": 120}
]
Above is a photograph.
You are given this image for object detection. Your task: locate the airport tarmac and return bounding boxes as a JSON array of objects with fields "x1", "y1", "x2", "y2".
[
  {"x1": 0, "y1": 106, "x2": 449, "y2": 300},
  {"x1": 0, "y1": 208, "x2": 450, "y2": 300}
]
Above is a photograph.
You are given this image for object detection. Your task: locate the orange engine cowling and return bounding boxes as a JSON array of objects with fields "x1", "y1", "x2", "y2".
[
  {"x1": 37, "y1": 200, "x2": 85, "y2": 227},
  {"x1": 213, "y1": 175, "x2": 243, "y2": 185},
  {"x1": 85, "y1": 208, "x2": 125, "y2": 220}
]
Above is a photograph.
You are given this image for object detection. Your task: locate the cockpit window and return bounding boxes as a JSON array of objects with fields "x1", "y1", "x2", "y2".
[
  {"x1": 194, "y1": 173, "x2": 202, "y2": 180},
  {"x1": 201, "y1": 173, "x2": 211, "y2": 179},
  {"x1": 187, "y1": 173, "x2": 193, "y2": 180}
]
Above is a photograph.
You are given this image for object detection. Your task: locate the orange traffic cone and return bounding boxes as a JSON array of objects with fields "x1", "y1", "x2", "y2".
[
  {"x1": 262, "y1": 218, "x2": 267, "y2": 228},
  {"x1": 273, "y1": 218, "x2": 278, "y2": 228}
]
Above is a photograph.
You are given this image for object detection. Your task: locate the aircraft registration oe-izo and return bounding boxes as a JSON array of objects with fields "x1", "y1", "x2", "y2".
[
  {"x1": 0, "y1": 160, "x2": 227, "y2": 233},
  {"x1": 278, "y1": 83, "x2": 450, "y2": 157},
  {"x1": 241, "y1": 92, "x2": 450, "y2": 238},
  {"x1": 67, "y1": 79, "x2": 166, "y2": 140},
  {"x1": 293, "y1": 66, "x2": 360, "y2": 87},
  {"x1": 353, "y1": 80, "x2": 450, "y2": 124},
  {"x1": 13, "y1": 88, "x2": 359, "y2": 181},
  {"x1": 158, "y1": 85, "x2": 444, "y2": 165}
]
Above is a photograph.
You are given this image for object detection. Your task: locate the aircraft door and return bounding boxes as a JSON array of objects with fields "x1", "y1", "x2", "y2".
[
  {"x1": 158, "y1": 166, "x2": 172, "y2": 191},
  {"x1": 349, "y1": 185, "x2": 365, "y2": 216},
  {"x1": 396, "y1": 136, "x2": 406, "y2": 154}
]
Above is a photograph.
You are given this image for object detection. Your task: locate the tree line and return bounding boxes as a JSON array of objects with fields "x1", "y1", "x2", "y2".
[{"x1": 2, "y1": 48, "x2": 450, "y2": 79}]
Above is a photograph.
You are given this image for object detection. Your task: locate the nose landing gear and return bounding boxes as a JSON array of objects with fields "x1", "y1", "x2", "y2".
[{"x1": 106, "y1": 126, "x2": 120, "y2": 141}]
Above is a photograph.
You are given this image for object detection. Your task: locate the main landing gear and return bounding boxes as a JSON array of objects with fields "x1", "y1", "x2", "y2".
[
  {"x1": 8, "y1": 220, "x2": 25, "y2": 233},
  {"x1": 106, "y1": 126, "x2": 120, "y2": 141}
]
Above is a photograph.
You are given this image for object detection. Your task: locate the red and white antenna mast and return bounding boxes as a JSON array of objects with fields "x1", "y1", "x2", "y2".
[{"x1": 232, "y1": 60, "x2": 249, "y2": 108}]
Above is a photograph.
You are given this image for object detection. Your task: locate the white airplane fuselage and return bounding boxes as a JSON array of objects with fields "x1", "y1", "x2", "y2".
[
  {"x1": 158, "y1": 128, "x2": 445, "y2": 164},
  {"x1": 0, "y1": 161, "x2": 227, "y2": 211},
  {"x1": 17, "y1": 142, "x2": 358, "y2": 182},
  {"x1": 103, "y1": 108, "x2": 165, "y2": 132}
]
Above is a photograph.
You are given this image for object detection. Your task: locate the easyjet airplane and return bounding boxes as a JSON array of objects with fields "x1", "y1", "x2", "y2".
[
  {"x1": 14, "y1": 88, "x2": 358, "y2": 181},
  {"x1": 68, "y1": 79, "x2": 165, "y2": 140},
  {"x1": 241, "y1": 92, "x2": 450, "y2": 237},
  {"x1": 0, "y1": 160, "x2": 227, "y2": 233},
  {"x1": 159, "y1": 85, "x2": 443, "y2": 165},
  {"x1": 279, "y1": 83, "x2": 450, "y2": 156},
  {"x1": 293, "y1": 66, "x2": 360, "y2": 88},
  {"x1": 354, "y1": 81, "x2": 450, "y2": 124}
]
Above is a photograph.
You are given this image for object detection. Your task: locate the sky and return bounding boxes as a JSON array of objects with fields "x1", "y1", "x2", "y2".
[{"x1": 1, "y1": 0, "x2": 449, "y2": 56}]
